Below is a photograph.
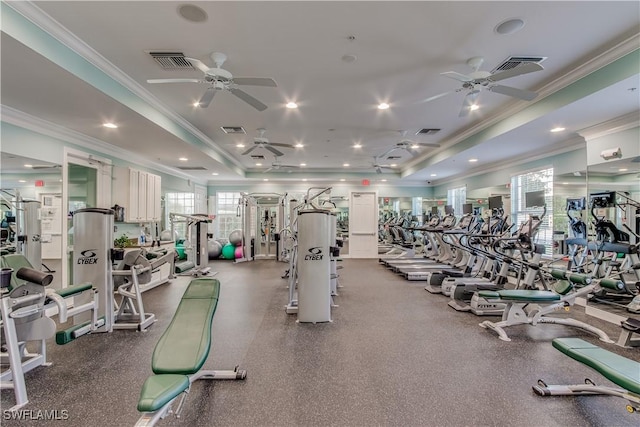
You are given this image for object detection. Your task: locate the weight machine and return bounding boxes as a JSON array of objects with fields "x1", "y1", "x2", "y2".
[
  {"x1": 169, "y1": 213, "x2": 212, "y2": 276},
  {"x1": 236, "y1": 193, "x2": 287, "y2": 262}
]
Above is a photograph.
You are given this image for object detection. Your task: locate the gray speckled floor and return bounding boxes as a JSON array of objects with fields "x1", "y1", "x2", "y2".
[{"x1": 1, "y1": 259, "x2": 638, "y2": 426}]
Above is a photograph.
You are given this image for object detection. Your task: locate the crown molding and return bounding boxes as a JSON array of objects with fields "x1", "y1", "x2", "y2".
[
  {"x1": 1, "y1": 105, "x2": 207, "y2": 184},
  {"x1": 577, "y1": 111, "x2": 640, "y2": 141},
  {"x1": 5, "y1": 1, "x2": 245, "y2": 173}
]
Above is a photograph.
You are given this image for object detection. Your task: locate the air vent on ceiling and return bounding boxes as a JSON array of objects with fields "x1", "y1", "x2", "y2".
[
  {"x1": 491, "y1": 56, "x2": 547, "y2": 73},
  {"x1": 221, "y1": 126, "x2": 247, "y2": 134},
  {"x1": 176, "y1": 166, "x2": 207, "y2": 171},
  {"x1": 251, "y1": 155, "x2": 265, "y2": 160},
  {"x1": 416, "y1": 128, "x2": 441, "y2": 135},
  {"x1": 149, "y1": 52, "x2": 194, "y2": 70}
]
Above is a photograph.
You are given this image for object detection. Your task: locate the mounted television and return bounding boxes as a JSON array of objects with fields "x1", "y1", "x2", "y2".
[
  {"x1": 488, "y1": 196, "x2": 503, "y2": 210},
  {"x1": 462, "y1": 203, "x2": 473, "y2": 215},
  {"x1": 444, "y1": 205, "x2": 454, "y2": 215},
  {"x1": 525, "y1": 190, "x2": 546, "y2": 208}
]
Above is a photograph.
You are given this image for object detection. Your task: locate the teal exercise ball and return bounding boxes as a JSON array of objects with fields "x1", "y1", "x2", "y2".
[{"x1": 221, "y1": 243, "x2": 236, "y2": 260}]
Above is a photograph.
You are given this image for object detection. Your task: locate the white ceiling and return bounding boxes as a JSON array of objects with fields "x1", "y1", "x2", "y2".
[{"x1": 1, "y1": 1, "x2": 639, "y2": 186}]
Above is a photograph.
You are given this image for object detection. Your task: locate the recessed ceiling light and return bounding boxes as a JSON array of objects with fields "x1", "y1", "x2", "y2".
[
  {"x1": 619, "y1": 168, "x2": 628, "y2": 172},
  {"x1": 390, "y1": 164, "x2": 397, "y2": 167},
  {"x1": 343, "y1": 163, "x2": 350, "y2": 167},
  {"x1": 469, "y1": 158, "x2": 478, "y2": 163},
  {"x1": 103, "y1": 122, "x2": 118, "y2": 129},
  {"x1": 24, "y1": 164, "x2": 33, "y2": 168},
  {"x1": 562, "y1": 182, "x2": 569, "y2": 185},
  {"x1": 212, "y1": 172, "x2": 219, "y2": 176},
  {"x1": 256, "y1": 163, "x2": 262, "y2": 166},
  {"x1": 302, "y1": 178, "x2": 308, "y2": 182},
  {"x1": 18, "y1": 180, "x2": 26, "y2": 183},
  {"x1": 286, "y1": 102, "x2": 298, "y2": 109},
  {"x1": 300, "y1": 163, "x2": 307, "y2": 167},
  {"x1": 340, "y1": 178, "x2": 346, "y2": 182},
  {"x1": 236, "y1": 143, "x2": 245, "y2": 148},
  {"x1": 263, "y1": 178, "x2": 269, "y2": 182},
  {"x1": 430, "y1": 173, "x2": 437, "y2": 177},
  {"x1": 495, "y1": 18, "x2": 525, "y2": 35},
  {"x1": 193, "y1": 102, "x2": 200, "y2": 107},
  {"x1": 377, "y1": 102, "x2": 390, "y2": 110},
  {"x1": 411, "y1": 144, "x2": 419, "y2": 149},
  {"x1": 295, "y1": 143, "x2": 304, "y2": 148},
  {"x1": 353, "y1": 143, "x2": 362, "y2": 148},
  {"x1": 550, "y1": 127, "x2": 566, "y2": 133},
  {"x1": 381, "y1": 179, "x2": 387, "y2": 182},
  {"x1": 179, "y1": 157, "x2": 188, "y2": 161},
  {"x1": 469, "y1": 104, "x2": 479, "y2": 111}
]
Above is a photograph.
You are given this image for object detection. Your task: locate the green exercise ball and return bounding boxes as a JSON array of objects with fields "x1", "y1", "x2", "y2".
[{"x1": 221, "y1": 243, "x2": 236, "y2": 260}]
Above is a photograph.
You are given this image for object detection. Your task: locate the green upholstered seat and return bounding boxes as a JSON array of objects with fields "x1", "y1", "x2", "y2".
[
  {"x1": 137, "y1": 374, "x2": 190, "y2": 412},
  {"x1": 553, "y1": 338, "x2": 640, "y2": 395},
  {"x1": 1, "y1": 253, "x2": 34, "y2": 289},
  {"x1": 1, "y1": 253, "x2": 93, "y2": 297},
  {"x1": 151, "y1": 278, "x2": 220, "y2": 375},
  {"x1": 478, "y1": 289, "x2": 560, "y2": 301}
]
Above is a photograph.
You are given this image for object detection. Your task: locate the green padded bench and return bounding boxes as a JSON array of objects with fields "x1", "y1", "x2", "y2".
[
  {"x1": 479, "y1": 273, "x2": 623, "y2": 342},
  {"x1": 533, "y1": 338, "x2": 640, "y2": 414},
  {"x1": 135, "y1": 278, "x2": 246, "y2": 427}
]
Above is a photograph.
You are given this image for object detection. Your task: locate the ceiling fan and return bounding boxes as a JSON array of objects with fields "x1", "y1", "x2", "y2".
[
  {"x1": 422, "y1": 56, "x2": 544, "y2": 117},
  {"x1": 146, "y1": 52, "x2": 277, "y2": 111},
  {"x1": 377, "y1": 131, "x2": 441, "y2": 159},
  {"x1": 242, "y1": 128, "x2": 295, "y2": 157},
  {"x1": 370, "y1": 156, "x2": 396, "y2": 174},
  {"x1": 264, "y1": 157, "x2": 300, "y2": 173}
]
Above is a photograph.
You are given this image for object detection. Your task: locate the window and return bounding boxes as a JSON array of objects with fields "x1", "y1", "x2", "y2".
[
  {"x1": 510, "y1": 167, "x2": 554, "y2": 255},
  {"x1": 447, "y1": 186, "x2": 466, "y2": 217},
  {"x1": 216, "y1": 192, "x2": 243, "y2": 240},
  {"x1": 165, "y1": 192, "x2": 194, "y2": 239}
]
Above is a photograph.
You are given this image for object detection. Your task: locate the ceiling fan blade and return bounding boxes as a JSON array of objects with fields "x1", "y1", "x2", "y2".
[
  {"x1": 229, "y1": 88, "x2": 268, "y2": 111},
  {"x1": 147, "y1": 78, "x2": 203, "y2": 84},
  {"x1": 264, "y1": 167, "x2": 274, "y2": 173},
  {"x1": 269, "y1": 142, "x2": 296, "y2": 148},
  {"x1": 233, "y1": 77, "x2": 278, "y2": 87},
  {"x1": 415, "y1": 142, "x2": 441, "y2": 148},
  {"x1": 264, "y1": 145, "x2": 285, "y2": 157},
  {"x1": 489, "y1": 84, "x2": 538, "y2": 101},
  {"x1": 184, "y1": 57, "x2": 211, "y2": 73},
  {"x1": 198, "y1": 87, "x2": 217, "y2": 108},
  {"x1": 377, "y1": 147, "x2": 397, "y2": 159},
  {"x1": 459, "y1": 90, "x2": 480, "y2": 117},
  {"x1": 419, "y1": 91, "x2": 454, "y2": 103},
  {"x1": 488, "y1": 62, "x2": 544, "y2": 82},
  {"x1": 404, "y1": 147, "x2": 419, "y2": 157},
  {"x1": 241, "y1": 145, "x2": 257, "y2": 156},
  {"x1": 441, "y1": 71, "x2": 474, "y2": 82}
]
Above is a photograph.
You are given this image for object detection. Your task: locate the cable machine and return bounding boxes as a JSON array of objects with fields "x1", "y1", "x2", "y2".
[{"x1": 236, "y1": 193, "x2": 286, "y2": 262}]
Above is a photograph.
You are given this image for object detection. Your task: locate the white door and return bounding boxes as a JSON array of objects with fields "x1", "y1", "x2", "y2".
[{"x1": 349, "y1": 191, "x2": 378, "y2": 258}]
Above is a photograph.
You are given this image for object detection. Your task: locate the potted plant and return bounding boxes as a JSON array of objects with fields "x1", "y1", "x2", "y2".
[{"x1": 112, "y1": 234, "x2": 129, "y2": 261}]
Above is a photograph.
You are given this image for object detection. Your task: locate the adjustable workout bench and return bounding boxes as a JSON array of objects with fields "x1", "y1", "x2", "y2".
[
  {"x1": 534, "y1": 338, "x2": 640, "y2": 414},
  {"x1": 135, "y1": 278, "x2": 246, "y2": 426},
  {"x1": 478, "y1": 270, "x2": 623, "y2": 342}
]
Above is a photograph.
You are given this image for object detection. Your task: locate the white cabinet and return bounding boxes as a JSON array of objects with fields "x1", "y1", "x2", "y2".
[{"x1": 113, "y1": 167, "x2": 161, "y2": 223}]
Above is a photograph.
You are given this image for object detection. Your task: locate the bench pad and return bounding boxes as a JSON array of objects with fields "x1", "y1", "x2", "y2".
[
  {"x1": 553, "y1": 338, "x2": 640, "y2": 395},
  {"x1": 137, "y1": 374, "x2": 190, "y2": 412},
  {"x1": 478, "y1": 289, "x2": 561, "y2": 301},
  {"x1": 151, "y1": 278, "x2": 220, "y2": 375},
  {"x1": 55, "y1": 283, "x2": 93, "y2": 298}
]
